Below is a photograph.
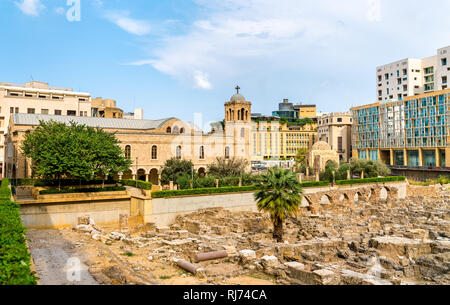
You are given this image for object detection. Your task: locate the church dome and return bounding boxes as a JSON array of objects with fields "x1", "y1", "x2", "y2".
[
  {"x1": 311, "y1": 141, "x2": 332, "y2": 151},
  {"x1": 230, "y1": 93, "x2": 246, "y2": 102}
]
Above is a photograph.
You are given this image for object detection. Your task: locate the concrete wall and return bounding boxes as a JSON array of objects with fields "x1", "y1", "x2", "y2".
[
  {"x1": 147, "y1": 192, "x2": 258, "y2": 227},
  {"x1": 20, "y1": 197, "x2": 131, "y2": 229}
]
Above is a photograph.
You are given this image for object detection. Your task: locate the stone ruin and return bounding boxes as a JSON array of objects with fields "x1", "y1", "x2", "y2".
[{"x1": 73, "y1": 184, "x2": 449, "y2": 285}]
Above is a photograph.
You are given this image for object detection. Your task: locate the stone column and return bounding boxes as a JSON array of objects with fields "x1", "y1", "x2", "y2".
[
  {"x1": 347, "y1": 170, "x2": 351, "y2": 180},
  {"x1": 119, "y1": 174, "x2": 123, "y2": 181},
  {"x1": 418, "y1": 148, "x2": 423, "y2": 167},
  {"x1": 169, "y1": 181, "x2": 174, "y2": 190},
  {"x1": 145, "y1": 174, "x2": 149, "y2": 182},
  {"x1": 306, "y1": 167, "x2": 310, "y2": 177},
  {"x1": 435, "y1": 148, "x2": 441, "y2": 167},
  {"x1": 403, "y1": 149, "x2": 408, "y2": 166},
  {"x1": 158, "y1": 174, "x2": 162, "y2": 186},
  {"x1": 315, "y1": 172, "x2": 320, "y2": 182},
  {"x1": 389, "y1": 149, "x2": 394, "y2": 166},
  {"x1": 215, "y1": 179, "x2": 219, "y2": 188},
  {"x1": 132, "y1": 174, "x2": 137, "y2": 180},
  {"x1": 239, "y1": 178, "x2": 242, "y2": 187},
  {"x1": 298, "y1": 174, "x2": 303, "y2": 183},
  {"x1": 361, "y1": 171, "x2": 364, "y2": 179}
]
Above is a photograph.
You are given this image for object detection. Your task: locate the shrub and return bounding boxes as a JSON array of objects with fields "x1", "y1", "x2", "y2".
[
  {"x1": 34, "y1": 179, "x2": 117, "y2": 187},
  {"x1": 0, "y1": 179, "x2": 38, "y2": 285},
  {"x1": 350, "y1": 159, "x2": 391, "y2": 178},
  {"x1": 39, "y1": 186, "x2": 126, "y2": 195},
  {"x1": 11, "y1": 179, "x2": 38, "y2": 187},
  {"x1": 437, "y1": 176, "x2": 450, "y2": 185},
  {"x1": 300, "y1": 181, "x2": 330, "y2": 188},
  {"x1": 120, "y1": 180, "x2": 152, "y2": 190},
  {"x1": 336, "y1": 176, "x2": 406, "y2": 185},
  {"x1": 152, "y1": 186, "x2": 259, "y2": 198},
  {"x1": 160, "y1": 158, "x2": 194, "y2": 185},
  {"x1": 207, "y1": 157, "x2": 249, "y2": 178},
  {"x1": 0, "y1": 179, "x2": 12, "y2": 200}
]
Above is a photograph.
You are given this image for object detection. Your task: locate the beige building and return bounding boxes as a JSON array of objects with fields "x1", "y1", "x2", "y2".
[
  {"x1": 294, "y1": 104, "x2": 317, "y2": 118},
  {"x1": 251, "y1": 120, "x2": 317, "y2": 161},
  {"x1": 91, "y1": 97, "x2": 124, "y2": 119},
  {"x1": 0, "y1": 81, "x2": 92, "y2": 178},
  {"x1": 377, "y1": 46, "x2": 450, "y2": 101},
  {"x1": 307, "y1": 141, "x2": 340, "y2": 173},
  {"x1": 4, "y1": 90, "x2": 253, "y2": 184},
  {"x1": 318, "y1": 112, "x2": 353, "y2": 162}
]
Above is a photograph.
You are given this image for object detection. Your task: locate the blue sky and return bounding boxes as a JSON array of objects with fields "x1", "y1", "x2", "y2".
[{"x1": 2, "y1": 0, "x2": 450, "y2": 128}]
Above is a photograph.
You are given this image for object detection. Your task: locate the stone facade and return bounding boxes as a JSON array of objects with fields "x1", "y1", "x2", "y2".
[
  {"x1": 307, "y1": 141, "x2": 340, "y2": 173},
  {"x1": 4, "y1": 91, "x2": 253, "y2": 183}
]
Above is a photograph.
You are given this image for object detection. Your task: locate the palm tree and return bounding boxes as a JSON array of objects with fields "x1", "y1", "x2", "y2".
[{"x1": 254, "y1": 168, "x2": 303, "y2": 242}]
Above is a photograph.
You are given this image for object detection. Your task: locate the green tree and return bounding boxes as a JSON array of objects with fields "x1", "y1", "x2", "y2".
[
  {"x1": 21, "y1": 121, "x2": 131, "y2": 188},
  {"x1": 350, "y1": 159, "x2": 390, "y2": 178},
  {"x1": 207, "y1": 157, "x2": 249, "y2": 178},
  {"x1": 294, "y1": 148, "x2": 308, "y2": 173},
  {"x1": 254, "y1": 168, "x2": 303, "y2": 242},
  {"x1": 160, "y1": 158, "x2": 194, "y2": 185}
]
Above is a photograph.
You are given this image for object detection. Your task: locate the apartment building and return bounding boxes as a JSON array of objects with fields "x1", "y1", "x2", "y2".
[
  {"x1": 0, "y1": 81, "x2": 92, "y2": 178},
  {"x1": 351, "y1": 89, "x2": 450, "y2": 177},
  {"x1": 251, "y1": 120, "x2": 316, "y2": 161},
  {"x1": 318, "y1": 112, "x2": 353, "y2": 162},
  {"x1": 377, "y1": 46, "x2": 450, "y2": 101},
  {"x1": 272, "y1": 99, "x2": 318, "y2": 121},
  {"x1": 91, "y1": 97, "x2": 124, "y2": 118}
]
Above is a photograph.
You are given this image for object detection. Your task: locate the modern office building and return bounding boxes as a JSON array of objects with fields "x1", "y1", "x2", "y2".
[
  {"x1": 318, "y1": 112, "x2": 353, "y2": 162},
  {"x1": 272, "y1": 99, "x2": 317, "y2": 121},
  {"x1": 0, "y1": 81, "x2": 92, "y2": 178},
  {"x1": 351, "y1": 89, "x2": 450, "y2": 179},
  {"x1": 377, "y1": 46, "x2": 450, "y2": 101},
  {"x1": 251, "y1": 120, "x2": 316, "y2": 161}
]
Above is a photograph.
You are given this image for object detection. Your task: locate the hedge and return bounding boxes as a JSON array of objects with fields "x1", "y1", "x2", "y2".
[
  {"x1": 35, "y1": 179, "x2": 118, "y2": 187},
  {"x1": 0, "y1": 179, "x2": 12, "y2": 200},
  {"x1": 0, "y1": 178, "x2": 38, "y2": 285},
  {"x1": 301, "y1": 181, "x2": 330, "y2": 188},
  {"x1": 39, "y1": 186, "x2": 126, "y2": 195},
  {"x1": 152, "y1": 185, "x2": 259, "y2": 198},
  {"x1": 120, "y1": 180, "x2": 153, "y2": 190},
  {"x1": 336, "y1": 176, "x2": 406, "y2": 185}
]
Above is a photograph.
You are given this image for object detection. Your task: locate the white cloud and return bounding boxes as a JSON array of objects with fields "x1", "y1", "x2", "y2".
[
  {"x1": 106, "y1": 11, "x2": 151, "y2": 36},
  {"x1": 54, "y1": 7, "x2": 65, "y2": 15},
  {"x1": 193, "y1": 71, "x2": 212, "y2": 90},
  {"x1": 15, "y1": 0, "x2": 45, "y2": 16}
]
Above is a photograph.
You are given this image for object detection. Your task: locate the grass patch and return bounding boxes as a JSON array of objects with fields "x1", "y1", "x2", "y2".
[
  {"x1": 159, "y1": 275, "x2": 173, "y2": 280},
  {"x1": 121, "y1": 252, "x2": 134, "y2": 257}
]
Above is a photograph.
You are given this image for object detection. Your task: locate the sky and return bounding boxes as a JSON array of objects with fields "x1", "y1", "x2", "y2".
[{"x1": 1, "y1": 0, "x2": 450, "y2": 129}]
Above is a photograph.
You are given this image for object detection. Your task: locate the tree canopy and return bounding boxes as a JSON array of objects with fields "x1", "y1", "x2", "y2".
[
  {"x1": 21, "y1": 120, "x2": 131, "y2": 182},
  {"x1": 207, "y1": 157, "x2": 249, "y2": 178},
  {"x1": 160, "y1": 158, "x2": 194, "y2": 185}
]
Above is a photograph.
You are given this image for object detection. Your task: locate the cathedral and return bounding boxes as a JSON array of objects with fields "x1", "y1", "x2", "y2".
[{"x1": 4, "y1": 89, "x2": 253, "y2": 185}]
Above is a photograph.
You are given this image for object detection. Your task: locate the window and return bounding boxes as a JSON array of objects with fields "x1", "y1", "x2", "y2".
[
  {"x1": 79, "y1": 98, "x2": 86, "y2": 102},
  {"x1": 173, "y1": 126, "x2": 179, "y2": 134},
  {"x1": 27, "y1": 108, "x2": 35, "y2": 114},
  {"x1": 378, "y1": 75, "x2": 382, "y2": 82},
  {"x1": 151, "y1": 146, "x2": 157, "y2": 160},
  {"x1": 241, "y1": 128, "x2": 245, "y2": 138},
  {"x1": 176, "y1": 146, "x2": 182, "y2": 159},
  {"x1": 67, "y1": 110, "x2": 76, "y2": 116},
  {"x1": 38, "y1": 95, "x2": 47, "y2": 99},
  {"x1": 125, "y1": 145, "x2": 131, "y2": 159},
  {"x1": 442, "y1": 58, "x2": 447, "y2": 66},
  {"x1": 166, "y1": 127, "x2": 171, "y2": 133},
  {"x1": 337, "y1": 118, "x2": 342, "y2": 123},
  {"x1": 180, "y1": 128, "x2": 185, "y2": 134},
  {"x1": 385, "y1": 73, "x2": 389, "y2": 80},
  {"x1": 225, "y1": 146, "x2": 230, "y2": 159},
  {"x1": 10, "y1": 107, "x2": 14, "y2": 114},
  {"x1": 338, "y1": 137, "x2": 343, "y2": 152},
  {"x1": 55, "y1": 110, "x2": 62, "y2": 115},
  {"x1": 199, "y1": 146, "x2": 205, "y2": 160},
  {"x1": 41, "y1": 109, "x2": 49, "y2": 115},
  {"x1": 91, "y1": 108, "x2": 99, "y2": 117},
  {"x1": 442, "y1": 76, "x2": 447, "y2": 84}
]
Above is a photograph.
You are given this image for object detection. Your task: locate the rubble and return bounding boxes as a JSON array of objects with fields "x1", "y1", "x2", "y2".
[{"x1": 66, "y1": 185, "x2": 449, "y2": 285}]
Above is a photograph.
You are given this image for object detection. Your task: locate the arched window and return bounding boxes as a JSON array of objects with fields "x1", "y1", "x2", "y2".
[
  {"x1": 180, "y1": 128, "x2": 185, "y2": 134},
  {"x1": 199, "y1": 146, "x2": 205, "y2": 160},
  {"x1": 151, "y1": 145, "x2": 157, "y2": 160},
  {"x1": 173, "y1": 126, "x2": 179, "y2": 134},
  {"x1": 241, "y1": 108, "x2": 245, "y2": 121},
  {"x1": 245, "y1": 110, "x2": 248, "y2": 121},
  {"x1": 225, "y1": 146, "x2": 230, "y2": 159},
  {"x1": 237, "y1": 110, "x2": 241, "y2": 120},
  {"x1": 176, "y1": 145, "x2": 182, "y2": 159},
  {"x1": 241, "y1": 128, "x2": 245, "y2": 138},
  {"x1": 166, "y1": 127, "x2": 171, "y2": 133},
  {"x1": 125, "y1": 145, "x2": 131, "y2": 159}
]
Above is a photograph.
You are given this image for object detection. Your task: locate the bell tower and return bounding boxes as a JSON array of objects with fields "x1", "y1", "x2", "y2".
[
  {"x1": 225, "y1": 86, "x2": 252, "y2": 123},
  {"x1": 224, "y1": 86, "x2": 252, "y2": 163}
]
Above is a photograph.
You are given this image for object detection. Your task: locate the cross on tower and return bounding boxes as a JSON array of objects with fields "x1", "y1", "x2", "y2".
[{"x1": 235, "y1": 85, "x2": 240, "y2": 94}]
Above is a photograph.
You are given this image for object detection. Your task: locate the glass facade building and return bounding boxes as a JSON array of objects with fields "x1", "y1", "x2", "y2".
[{"x1": 351, "y1": 90, "x2": 450, "y2": 168}]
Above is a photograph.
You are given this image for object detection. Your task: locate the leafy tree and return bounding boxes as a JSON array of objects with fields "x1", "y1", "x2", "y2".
[
  {"x1": 21, "y1": 121, "x2": 131, "y2": 188},
  {"x1": 254, "y1": 168, "x2": 303, "y2": 242},
  {"x1": 160, "y1": 158, "x2": 194, "y2": 185},
  {"x1": 207, "y1": 157, "x2": 249, "y2": 178},
  {"x1": 350, "y1": 159, "x2": 390, "y2": 178}
]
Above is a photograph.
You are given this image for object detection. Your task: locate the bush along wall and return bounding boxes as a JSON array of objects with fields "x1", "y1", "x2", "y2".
[
  {"x1": 119, "y1": 180, "x2": 153, "y2": 190},
  {"x1": 335, "y1": 176, "x2": 406, "y2": 185},
  {"x1": 39, "y1": 186, "x2": 126, "y2": 195},
  {"x1": 152, "y1": 185, "x2": 259, "y2": 198},
  {"x1": 0, "y1": 179, "x2": 38, "y2": 285}
]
